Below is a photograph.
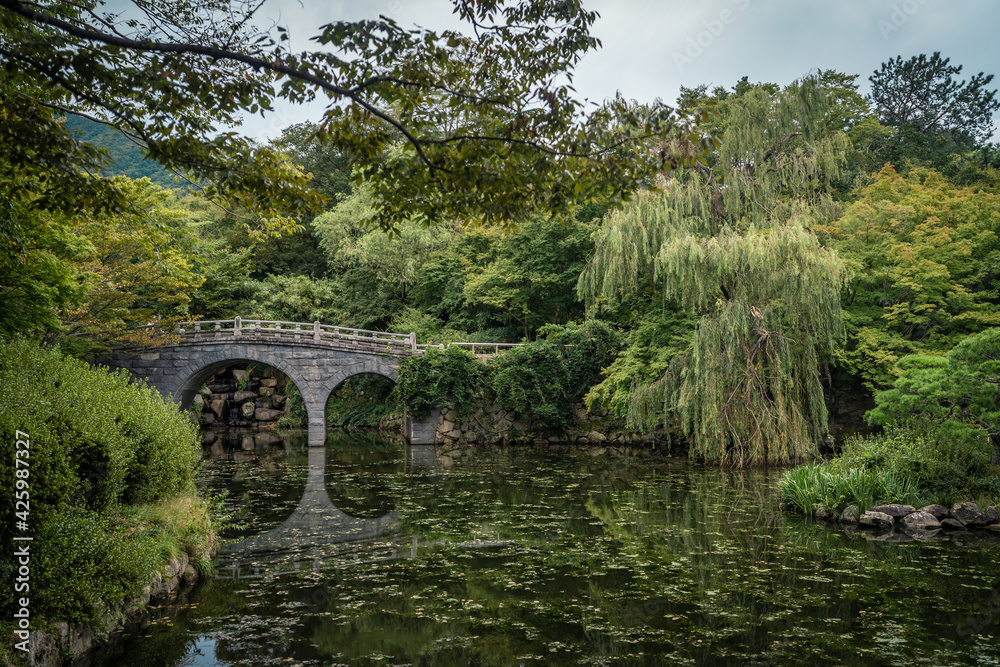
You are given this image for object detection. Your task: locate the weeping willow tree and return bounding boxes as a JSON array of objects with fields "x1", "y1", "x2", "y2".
[{"x1": 579, "y1": 77, "x2": 852, "y2": 466}]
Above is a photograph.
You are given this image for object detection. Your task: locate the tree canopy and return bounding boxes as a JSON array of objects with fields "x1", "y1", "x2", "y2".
[
  {"x1": 0, "y1": 0, "x2": 708, "y2": 233},
  {"x1": 579, "y1": 76, "x2": 851, "y2": 466},
  {"x1": 817, "y1": 165, "x2": 1000, "y2": 390},
  {"x1": 869, "y1": 52, "x2": 1000, "y2": 148}
]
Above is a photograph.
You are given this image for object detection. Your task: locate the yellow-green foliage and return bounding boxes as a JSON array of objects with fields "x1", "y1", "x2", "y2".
[
  {"x1": 579, "y1": 77, "x2": 851, "y2": 466},
  {"x1": 816, "y1": 165, "x2": 1000, "y2": 390}
]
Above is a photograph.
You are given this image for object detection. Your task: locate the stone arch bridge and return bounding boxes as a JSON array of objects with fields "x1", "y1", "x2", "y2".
[{"x1": 102, "y1": 318, "x2": 517, "y2": 446}]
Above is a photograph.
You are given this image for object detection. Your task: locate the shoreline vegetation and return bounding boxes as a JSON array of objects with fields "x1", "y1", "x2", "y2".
[
  {"x1": 0, "y1": 339, "x2": 216, "y2": 666},
  {"x1": 779, "y1": 326, "x2": 1000, "y2": 526},
  {"x1": 780, "y1": 425, "x2": 1000, "y2": 531}
]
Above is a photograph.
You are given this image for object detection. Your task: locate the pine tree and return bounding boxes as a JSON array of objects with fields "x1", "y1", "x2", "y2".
[{"x1": 579, "y1": 77, "x2": 851, "y2": 466}]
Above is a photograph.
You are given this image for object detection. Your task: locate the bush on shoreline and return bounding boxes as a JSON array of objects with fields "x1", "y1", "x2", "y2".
[
  {"x1": 783, "y1": 328, "x2": 1000, "y2": 517},
  {"x1": 0, "y1": 338, "x2": 210, "y2": 633},
  {"x1": 395, "y1": 320, "x2": 621, "y2": 431},
  {"x1": 780, "y1": 424, "x2": 1000, "y2": 515}
]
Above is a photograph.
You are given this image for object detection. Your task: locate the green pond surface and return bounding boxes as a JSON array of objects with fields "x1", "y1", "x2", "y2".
[{"x1": 90, "y1": 430, "x2": 1000, "y2": 666}]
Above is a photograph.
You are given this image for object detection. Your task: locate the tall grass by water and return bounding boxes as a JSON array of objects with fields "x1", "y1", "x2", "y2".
[
  {"x1": 780, "y1": 423, "x2": 1000, "y2": 515},
  {"x1": 780, "y1": 463, "x2": 922, "y2": 514}
]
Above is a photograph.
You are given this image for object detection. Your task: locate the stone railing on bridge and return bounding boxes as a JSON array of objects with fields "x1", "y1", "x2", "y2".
[
  {"x1": 161, "y1": 317, "x2": 526, "y2": 356},
  {"x1": 169, "y1": 317, "x2": 419, "y2": 353}
]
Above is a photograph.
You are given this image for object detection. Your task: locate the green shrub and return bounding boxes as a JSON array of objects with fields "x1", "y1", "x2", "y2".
[
  {"x1": 32, "y1": 507, "x2": 161, "y2": 628},
  {"x1": 394, "y1": 345, "x2": 490, "y2": 419},
  {"x1": 781, "y1": 421, "x2": 996, "y2": 515},
  {"x1": 394, "y1": 320, "x2": 621, "y2": 430},
  {"x1": 28, "y1": 496, "x2": 215, "y2": 630},
  {"x1": 491, "y1": 343, "x2": 572, "y2": 430},
  {"x1": 389, "y1": 307, "x2": 467, "y2": 345},
  {"x1": 866, "y1": 328, "x2": 1000, "y2": 464},
  {"x1": 0, "y1": 338, "x2": 200, "y2": 516},
  {"x1": 832, "y1": 421, "x2": 992, "y2": 494},
  {"x1": 537, "y1": 320, "x2": 622, "y2": 397},
  {"x1": 0, "y1": 338, "x2": 204, "y2": 627},
  {"x1": 490, "y1": 321, "x2": 621, "y2": 432}
]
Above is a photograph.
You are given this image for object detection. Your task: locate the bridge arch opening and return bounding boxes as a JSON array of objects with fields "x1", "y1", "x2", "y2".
[
  {"x1": 325, "y1": 372, "x2": 399, "y2": 431},
  {"x1": 182, "y1": 360, "x2": 305, "y2": 432}
]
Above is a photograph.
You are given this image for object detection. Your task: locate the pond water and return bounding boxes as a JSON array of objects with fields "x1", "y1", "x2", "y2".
[{"x1": 92, "y1": 430, "x2": 1000, "y2": 666}]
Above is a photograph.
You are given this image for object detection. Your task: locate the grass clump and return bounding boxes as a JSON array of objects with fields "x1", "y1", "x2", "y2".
[{"x1": 780, "y1": 463, "x2": 922, "y2": 515}]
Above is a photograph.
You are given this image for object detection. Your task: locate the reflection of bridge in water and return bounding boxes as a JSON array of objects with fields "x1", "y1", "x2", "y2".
[
  {"x1": 222, "y1": 447, "x2": 400, "y2": 554},
  {"x1": 215, "y1": 444, "x2": 513, "y2": 580},
  {"x1": 216, "y1": 445, "x2": 432, "y2": 578}
]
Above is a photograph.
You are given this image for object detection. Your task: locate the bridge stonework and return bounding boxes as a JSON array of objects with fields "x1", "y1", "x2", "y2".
[{"x1": 103, "y1": 337, "x2": 434, "y2": 447}]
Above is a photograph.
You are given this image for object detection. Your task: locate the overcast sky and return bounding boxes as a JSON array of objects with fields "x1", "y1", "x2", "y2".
[{"x1": 238, "y1": 0, "x2": 1000, "y2": 141}]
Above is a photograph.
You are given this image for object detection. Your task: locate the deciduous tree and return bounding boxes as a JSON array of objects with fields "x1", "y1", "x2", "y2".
[
  {"x1": 579, "y1": 77, "x2": 851, "y2": 466},
  {"x1": 1, "y1": 0, "x2": 706, "y2": 232},
  {"x1": 817, "y1": 165, "x2": 1000, "y2": 390}
]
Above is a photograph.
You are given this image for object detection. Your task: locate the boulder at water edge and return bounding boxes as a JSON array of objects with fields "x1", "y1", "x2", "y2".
[
  {"x1": 859, "y1": 511, "x2": 894, "y2": 528},
  {"x1": 940, "y1": 518, "x2": 967, "y2": 531},
  {"x1": 918, "y1": 504, "x2": 949, "y2": 521},
  {"x1": 985, "y1": 506, "x2": 999, "y2": 525},
  {"x1": 901, "y1": 511, "x2": 941, "y2": 529},
  {"x1": 870, "y1": 504, "x2": 915, "y2": 519},
  {"x1": 951, "y1": 502, "x2": 987, "y2": 527}
]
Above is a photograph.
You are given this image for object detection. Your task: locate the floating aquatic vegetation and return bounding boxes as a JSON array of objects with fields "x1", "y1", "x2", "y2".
[{"x1": 97, "y1": 432, "x2": 1000, "y2": 666}]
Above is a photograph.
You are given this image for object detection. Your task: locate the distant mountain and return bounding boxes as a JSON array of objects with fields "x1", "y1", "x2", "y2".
[{"x1": 63, "y1": 115, "x2": 180, "y2": 189}]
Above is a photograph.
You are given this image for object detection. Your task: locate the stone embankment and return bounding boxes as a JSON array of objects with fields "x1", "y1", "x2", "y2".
[
  {"x1": 810, "y1": 501, "x2": 1000, "y2": 542},
  {"x1": 431, "y1": 400, "x2": 657, "y2": 458},
  {"x1": 190, "y1": 364, "x2": 291, "y2": 428}
]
